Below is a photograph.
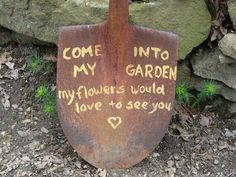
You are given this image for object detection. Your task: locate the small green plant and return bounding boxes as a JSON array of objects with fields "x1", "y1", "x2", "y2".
[
  {"x1": 27, "y1": 54, "x2": 46, "y2": 73},
  {"x1": 35, "y1": 84, "x2": 56, "y2": 117},
  {"x1": 35, "y1": 86, "x2": 50, "y2": 99},
  {"x1": 199, "y1": 80, "x2": 218, "y2": 100},
  {"x1": 175, "y1": 80, "x2": 218, "y2": 109},
  {"x1": 44, "y1": 62, "x2": 55, "y2": 72},
  {"x1": 27, "y1": 53, "x2": 55, "y2": 74},
  {"x1": 175, "y1": 83, "x2": 191, "y2": 104},
  {"x1": 42, "y1": 101, "x2": 56, "y2": 117},
  {"x1": 192, "y1": 80, "x2": 218, "y2": 107}
]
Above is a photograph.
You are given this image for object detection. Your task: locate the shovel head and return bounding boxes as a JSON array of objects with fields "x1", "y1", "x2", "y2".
[{"x1": 57, "y1": 0, "x2": 179, "y2": 169}]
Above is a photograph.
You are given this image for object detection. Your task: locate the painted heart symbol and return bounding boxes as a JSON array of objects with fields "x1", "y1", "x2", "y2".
[{"x1": 107, "y1": 117, "x2": 122, "y2": 129}]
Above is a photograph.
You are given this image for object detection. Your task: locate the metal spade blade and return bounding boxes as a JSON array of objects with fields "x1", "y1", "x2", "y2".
[{"x1": 57, "y1": 0, "x2": 179, "y2": 169}]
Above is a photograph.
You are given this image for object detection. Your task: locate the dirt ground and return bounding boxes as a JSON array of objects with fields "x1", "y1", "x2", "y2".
[{"x1": 0, "y1": 43, "x2": 235, "y2": 177}]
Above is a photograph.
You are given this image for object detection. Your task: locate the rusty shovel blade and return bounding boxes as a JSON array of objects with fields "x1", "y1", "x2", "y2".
[{"x1": 57, "y1": 0, "x2": 179, "y2": 169}]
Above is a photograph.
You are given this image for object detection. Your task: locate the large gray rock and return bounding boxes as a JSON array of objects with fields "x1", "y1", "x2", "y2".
[
  {"x1": 229, "y1": 103, "x2": 236, "y2": 116},
  {"x1": 191, "y1": 48, "x2": 236, "y2": 90},
  {"x1": 0, "y1": 0, "x2": 211, "y2": 59},
  {"x1": 218, "y1": 52, "x2": 236, "y2": 64},
  {"x1": 219, "y1": 33, "x2": 236, "y2": 60},
  {"x1": 212, "y1": 98, "x2": 236, "y2": 119},
  {"x1": 177, "y1": 60, "x2": 192, "y2": 85},
  {"x1": 228, "y1": 0, "x2": 236, "y2": 29}
]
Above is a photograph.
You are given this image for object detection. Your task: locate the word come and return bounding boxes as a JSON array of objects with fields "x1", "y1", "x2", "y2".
[{"x1": 63, "y1": 45, "x2": 102, "y2": 60}]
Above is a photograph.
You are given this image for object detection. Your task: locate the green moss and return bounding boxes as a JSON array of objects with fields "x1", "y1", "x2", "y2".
[
  {"x1": 42, "y1": 100, "x2": 56, "y2": 117},
  {"x1": 27, "y1": 53, "x2": 55, "y2": 74},
  {"x1": 198, "y1": 80, "x2": 218, "y2": 101},
  {"x1": 44, "y1": 62, "x2": 55, "y2": 73},
  {"x1": 192, "y1": 80, "x2": 218, "y2": 108},
  {"x1": 35, "y1": 86, "x2": 50, "y2": 99},
  {"x1": 27, "y1": 54, "x2": 45, "y2": 73},
  {"x1": 130, "y1": 0, "x2": 211, "y2": 59},
  {"x1": 35, "y1": 84, "x2": 56, "y2": 117},
  {"x1": 176, "y1": 80, "x2": 218, "y2": 108},
  {"x1": 228, "y1": 0, "x2": 236, "y2": 29},
  {"x1": 176, "y1": 83, "x2": 190, "y2": 104}
]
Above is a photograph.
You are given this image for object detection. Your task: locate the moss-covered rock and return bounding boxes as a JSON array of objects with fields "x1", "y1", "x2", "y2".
[
  {"x1": 129, "y1": 0, "x2": 211, "y2": 59},
  {"x1": 0, "y1": 0, "x2": 211, "y2": 59},
  {"x1": 228, "y1": 0, "x2": 236, "y2": 29}
]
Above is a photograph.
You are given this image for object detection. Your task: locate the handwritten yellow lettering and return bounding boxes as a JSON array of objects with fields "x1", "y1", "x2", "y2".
[
  {"x1": 162, "y1": 65, "x2": 169, "y2": 79},
  {"x1": 134, "y1": 47, "x2": 138, "y2": 57},
  {"x1": 94, "y1": 102, "x2": 102, "y2": 111},
  {"x1": 62, "y1": 45, "x2": 102, "y2": 60},
  {"x1": 134, "y1": 101, "x2": 141, "y2": 109},
  {"x1": 63, "y1": 48, "x2": 71, "y2": 60},
  {"x1": 134, "y1": 46, "x2": 169, "y2": 60},
  {"x1": 76, "y1": 85, "x2": 125, "y2": 100},
  {"x1": 161, "y1": 50, "x2": 169, "y2": 60},
  {"x1": 145, "y1": 64, "x2": 153, "y2": 78},
  {"x1": 103, "y1": 86, "x2": 111, "y2": 94},
  {"x1": 87, "y1": 62, "x2": 96, "y2": 76},
  {"x1": 142, "y1": 102, "x2": 148, "y2": 110},
  {"x1": 117, "y1": 86, "x2": 125, "y2": 94},
  {"x1": 81, "y1": 45, "x2": 93, "y2": 57},
  {"x1": 151, "y1": 47, "x2": 161, "y2": 59},
  {"x1": 135, "y1": 65, "x2": 144, "y2": 77},
  {"x1": 126, "y1": 101, "x2": 148, "y2": 110},
  {"x1": 74, "y1": 64, "x2": 89, "y2": 77},
  {"x1": 154, "y1": 66, "x2": 162, "y2": 78},
  {"x1": 67, "y1": 90, "x2": 75, "y2": 105},
  {"x1": 126, "y1": 64, "x2": 177, "y2": 80},
  {"x1": 95, "y1": 45, "x2": 102, "y2": 56},
  {"x1": 58, "y1": 90, "x2": 69, "y2": 99},
  {"x1": 73, "y1": 62, "x2": 96, "y2": 77},
  {"x1": 126, "y1": 64, "x2": 135, "y2": 76},
  {"x1": 169, "y1": 66, "x2": 177, "y2": 80},
  {"x1": 139, "y1": 47, "x2": 150, "y2": 58},
  {"x1": 149, "y1": 102, "x2": 172, "y2": 114},
  {"x1": 75, "y1": 102, "x2": 102, "y2": 114},
  {"x1": 58, "y1": 90, "x2": 75, "y2": 105},
  {"x1": 130, "y1": 83, "x2": 165, "y2": 95},
  {"x1": 72, "y1": 47, "x2": 81, "y2": 58}
]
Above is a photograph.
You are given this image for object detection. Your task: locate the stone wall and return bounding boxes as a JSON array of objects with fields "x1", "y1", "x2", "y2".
[{"x1": 0, "y1": 0, "x2": 211, "y2": 59}]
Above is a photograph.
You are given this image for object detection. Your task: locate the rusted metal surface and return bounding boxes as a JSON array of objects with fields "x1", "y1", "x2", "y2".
[{"x1": 57, "y1": 0, "x2": 179, "y2": 169}]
